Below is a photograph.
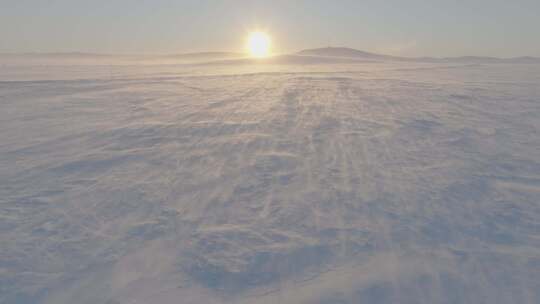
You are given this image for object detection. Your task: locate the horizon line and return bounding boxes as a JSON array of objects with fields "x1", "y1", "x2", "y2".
[{"x1": 1, "y1": 47, "x2": 539, "y2": 60}]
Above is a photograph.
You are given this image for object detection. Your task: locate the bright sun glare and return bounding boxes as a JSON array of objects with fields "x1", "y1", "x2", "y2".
[{"x1": 247, "y1": 31, "x2": 271, "y2": 58}]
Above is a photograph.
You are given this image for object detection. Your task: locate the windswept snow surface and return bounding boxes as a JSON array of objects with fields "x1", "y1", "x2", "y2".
[{"x1": 1, "y1": 61, "x2": 540, "y2": 304}]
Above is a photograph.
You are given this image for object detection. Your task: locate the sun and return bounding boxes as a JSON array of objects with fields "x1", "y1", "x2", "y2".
[{"x1": 247, "y1": 31, "x2": 271, "y2": 58}]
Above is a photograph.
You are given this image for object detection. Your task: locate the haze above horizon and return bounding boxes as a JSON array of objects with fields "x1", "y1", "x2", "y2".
[{"x1": 1, "y1": 0, "x2": 539, "y2": 57}]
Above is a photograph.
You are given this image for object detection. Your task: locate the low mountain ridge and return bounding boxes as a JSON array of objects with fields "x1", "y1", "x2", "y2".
[
  {"x1": 297, "y1": 47, "x2": 540, "y2": 63},
  {"x1": 2, "y1": 48, "x2": 539, "y2": 66}
]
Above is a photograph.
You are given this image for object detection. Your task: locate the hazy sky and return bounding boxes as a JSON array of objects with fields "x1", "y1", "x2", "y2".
[{"x1": 1, "y1": 0, "x2": 539, "y2": 57}]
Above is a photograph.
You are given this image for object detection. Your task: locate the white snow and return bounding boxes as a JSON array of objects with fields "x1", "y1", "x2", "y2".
[{"x1": 1, "y1": 58, "x2": 539, "y2": 304}]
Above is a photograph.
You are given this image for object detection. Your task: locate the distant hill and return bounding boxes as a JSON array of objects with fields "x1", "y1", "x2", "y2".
[
  {"x1": 297, "y1": 47, "x2": 540, "y2": 64},
  {"x1": 297, "y1": 47, "x2": 401, "y2": 61},
  {"x1": 197, "y1": 54, "x2": 378, "y2": 66}
]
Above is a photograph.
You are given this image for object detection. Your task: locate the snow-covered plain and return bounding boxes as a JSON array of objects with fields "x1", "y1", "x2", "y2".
[{"x1": 1, "y1": 57, "x2": 540, "y2": 303}]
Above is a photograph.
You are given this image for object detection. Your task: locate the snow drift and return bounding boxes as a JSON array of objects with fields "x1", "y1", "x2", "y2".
[{"x1": 1, "y1": 56, "x2": 539, "y2": 304}]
